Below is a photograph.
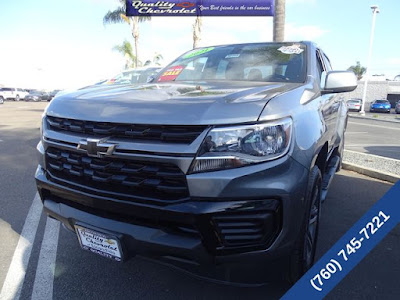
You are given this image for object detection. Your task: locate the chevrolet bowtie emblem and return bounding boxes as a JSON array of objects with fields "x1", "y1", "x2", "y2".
[{"x1": 77, "y1": 138, "x2": 116, "y2": 158}]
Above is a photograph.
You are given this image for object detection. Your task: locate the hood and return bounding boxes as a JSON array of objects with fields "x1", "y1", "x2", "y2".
[{"x1": 46, "y1": 81, "x2": 300, "y2": 125}]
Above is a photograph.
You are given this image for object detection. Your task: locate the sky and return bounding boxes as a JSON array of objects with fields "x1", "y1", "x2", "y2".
[{"x1": 0, "y1": 0, "x2": 398, "y2": 90}]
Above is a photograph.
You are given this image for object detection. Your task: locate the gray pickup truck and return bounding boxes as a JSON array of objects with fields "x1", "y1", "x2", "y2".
[{"x1": 35, "y1": 42, "x2": 357, "y2": 284}]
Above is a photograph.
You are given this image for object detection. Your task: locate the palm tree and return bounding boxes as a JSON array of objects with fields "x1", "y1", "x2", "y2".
[
  {"x1": 348, "y1": 61, "x2": 367, "y2": 80},
  {"x1": 113, "y1": 40, "x2": 136, "y2": 69},
  {"x1": 193, "y1": 16, "x2": 202, "y2": 49},
  {"x1": 273, "y1": 0, "x2": 285, "y2": 42},
  {"x1": 103, "y1": 1, "x2": 151, "y2": 68}
]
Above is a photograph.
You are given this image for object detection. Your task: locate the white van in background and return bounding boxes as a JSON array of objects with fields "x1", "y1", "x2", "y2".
[{"x1": 0, "y1": 87, "x2": 29, "y2": 101}]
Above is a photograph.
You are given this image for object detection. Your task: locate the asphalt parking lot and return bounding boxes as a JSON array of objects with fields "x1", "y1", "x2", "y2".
[
  {"x1": 0, "y1": 102, "x2": 399, "y2": 299},
  {"x1": 346, "y1": 116, "x2": 400, "y2": 160}
]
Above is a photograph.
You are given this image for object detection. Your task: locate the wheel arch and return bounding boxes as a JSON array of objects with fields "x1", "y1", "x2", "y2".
[{"x1": 311, "y1": 142, "x2": 328, "y2": 176}]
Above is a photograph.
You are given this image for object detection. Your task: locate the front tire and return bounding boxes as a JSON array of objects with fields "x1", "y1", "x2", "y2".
[
  {"x1": 287, "y1": 166, "x2": 322, "y2": 283},
  {"x1": 15, "y1": 95, "x2": 20, "y2": 101}
]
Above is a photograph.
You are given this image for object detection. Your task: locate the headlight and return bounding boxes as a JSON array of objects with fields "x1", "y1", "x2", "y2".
[{"x1": 190, "y1": 117, "x2": 292, "y2": 173}]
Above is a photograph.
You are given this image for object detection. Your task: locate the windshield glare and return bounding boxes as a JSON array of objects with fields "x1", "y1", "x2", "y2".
[{"x1": 157, "y1": 43, "x2": 306, "y2": 83}]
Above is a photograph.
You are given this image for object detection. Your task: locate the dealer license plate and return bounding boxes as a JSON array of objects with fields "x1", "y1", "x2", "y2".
[{"x1": 75, "y1": 225, "x2": 123, "y2": 262}]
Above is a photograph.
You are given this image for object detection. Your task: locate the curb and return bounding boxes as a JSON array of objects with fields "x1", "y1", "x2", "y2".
[
  {"x1": 342, "y1": 162, "x2": 400, "y2": 184},
  {"x1": 348, "y1": 114, "x2": 400, "y2": 124}
]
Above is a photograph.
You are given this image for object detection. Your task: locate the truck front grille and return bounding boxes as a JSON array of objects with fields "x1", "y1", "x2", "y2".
[
  {"x1": 45, "y1": 147, "x2": 190, "y2": 204},
  {"x1": 46, "y1": 116, "x2": 206, "y2": 144}
]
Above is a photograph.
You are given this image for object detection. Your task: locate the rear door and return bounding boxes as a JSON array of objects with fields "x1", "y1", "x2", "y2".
[
  {"x1": 316, "y1": 49, "x2": 337, "y2": 153},
  {"x1": 321, "y1": 51, "x2": 344, "y2": 149}
]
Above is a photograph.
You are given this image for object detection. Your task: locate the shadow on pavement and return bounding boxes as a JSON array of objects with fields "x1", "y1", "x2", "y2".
[
  {"x1": 0, "y1": 126, "x2": 45, "y2": 293},
  {"x1": 0, "y1": 127, "x2": 42, "y2": 234},
  {"x1": 320, "y1": 172, "x2": 399, "y2": 300},
  {"x1": 51, "y1": 171, "x2": 399, "y2": 300}
]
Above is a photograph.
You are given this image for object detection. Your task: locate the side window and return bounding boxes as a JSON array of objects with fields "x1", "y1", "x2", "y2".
[
  {"x1": 316, "y1": 51, "x2": 325, "y2": 79},
  {"x1": 322, "y1": 53, "x2": 332, "y2": 71}
]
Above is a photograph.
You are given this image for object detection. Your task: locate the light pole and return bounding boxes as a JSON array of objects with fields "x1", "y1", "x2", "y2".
[{"x1": 360, "y1": 5, "x2": 380, "y2": 115}]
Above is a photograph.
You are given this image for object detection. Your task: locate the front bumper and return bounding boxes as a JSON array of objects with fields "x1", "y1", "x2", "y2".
[{"x1": 35, "y1": 150, "x2": 309, "y2": 284}]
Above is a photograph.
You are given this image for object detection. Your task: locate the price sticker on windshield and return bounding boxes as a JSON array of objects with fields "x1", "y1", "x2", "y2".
[
  {"x1": 158, "y1": 65, "x2": 183, "y2": 82},
  {"x1": 278, "y1": 45, "x2": 304, "y2": 55}
]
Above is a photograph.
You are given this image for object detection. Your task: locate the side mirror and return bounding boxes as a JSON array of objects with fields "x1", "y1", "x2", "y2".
[
  {"x1": 321, "y1": 71, "x2": 358, "y2": 94},
  {"x1": 147, "y1": 75, "x2": 156, "y2": 83}
]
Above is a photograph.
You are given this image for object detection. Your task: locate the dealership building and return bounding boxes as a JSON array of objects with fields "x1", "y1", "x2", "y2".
[{"x1": 346, "y1": 79, "x2": 400, "y2": 108}]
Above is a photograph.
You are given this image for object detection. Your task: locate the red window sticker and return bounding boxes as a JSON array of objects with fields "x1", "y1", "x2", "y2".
[{"x1": 158, "y1": 65, "x2": 183, "y2": 82}]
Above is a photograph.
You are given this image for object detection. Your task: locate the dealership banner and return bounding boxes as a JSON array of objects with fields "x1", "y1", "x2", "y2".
[
  {"x1": 282, "y1": 181, "x2": 400, "y2": 299},
  {"x1": 125, "y1": 0, "x2": 275, "y2": 16}
]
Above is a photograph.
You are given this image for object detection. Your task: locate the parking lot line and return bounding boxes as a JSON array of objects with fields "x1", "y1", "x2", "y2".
[
  {"x1": 346, "y1": 144, "x2": 400, "y2": 148},
  {"x1": 345, "y1": 132, "x2": 368, "y2": 134},
  {"x1": 31, "y1": 217, "x2": 60, "y2": 300},
  {"x1": 0, "y1": 193, "x2": 42, "y2": 300},
  {"x1": 348, "y1": 121, "x2": 400, "y2": 131}
]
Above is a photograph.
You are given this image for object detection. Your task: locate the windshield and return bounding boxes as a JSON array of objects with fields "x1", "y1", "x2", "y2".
[
  {"x1": 375, "y1": 100, "x2": 389, "y2": 103},
  {"x1": 156, "y1": 43, "x2": 306, "y2": 83},
  {"x1": 348, "y1": 99, "x2": 361, "y2": 103}
]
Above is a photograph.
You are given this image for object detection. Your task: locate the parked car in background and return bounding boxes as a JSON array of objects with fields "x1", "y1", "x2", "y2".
[
  {"x1": 48, "y1": 90, "x2": 61, "y2": 101},
  {"x1": 0, "y1": 87, "x2": 29, "y2": 101},
  {"x1": 24, "y1": 90, "x2": 50, "y2": 102},
  {"x1": 346, "y1": 98, "x2": 362, "y2": 112},
  {"x1": 395, "y1": 100, "x2": 400, "y2": 114},
  {"x1": 369, "y1": 99, "x2": 391, "y2": 113},
  {"x1": 36, "y1": 42, "x2": 357, "y2": 285},
  {"x1": 105, "y1": 67, "x2": 163, "y2": 85}
]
